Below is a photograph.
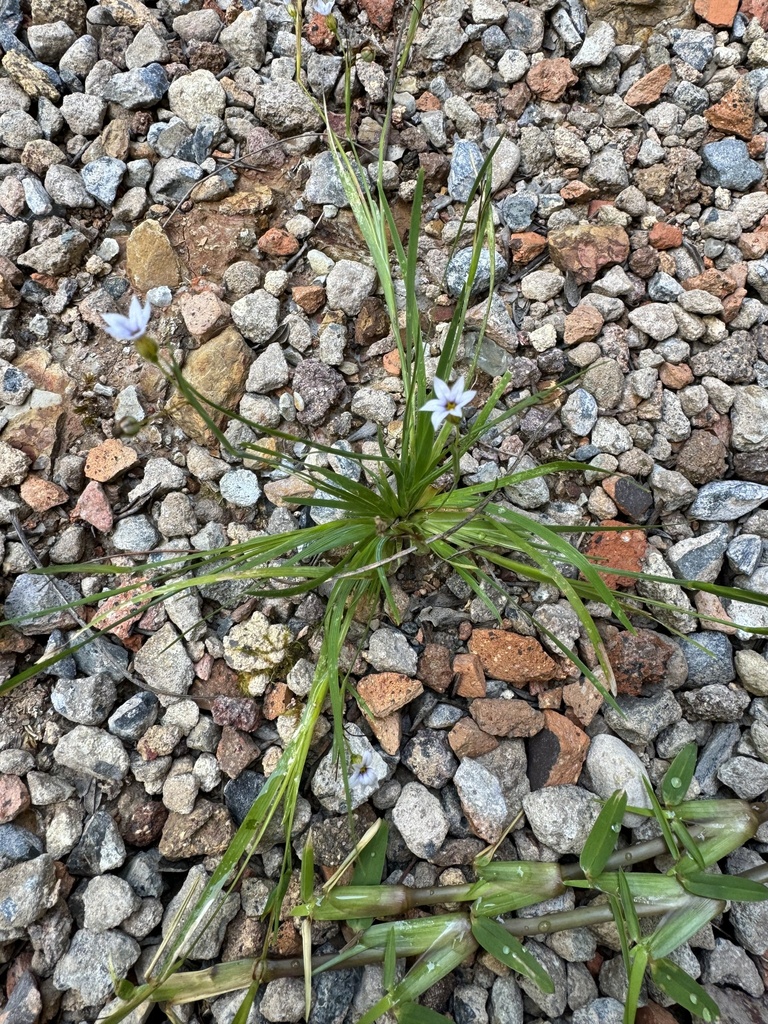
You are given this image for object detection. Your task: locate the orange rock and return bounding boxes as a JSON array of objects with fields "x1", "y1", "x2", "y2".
[
  {"x1": 257, "y1": 228, "x2": 300, "y2": 258},
  {"x1": 739, "y1": 232, "x2": 768, "y2": 259},
  {"x1": 467, "y1": 630, "x2": 559, "y2": 685},
  {"x1": 292, "y1": 285, "x2": 325, "y2": 314},
  {"x1": 448, "y1": 718, "x2": 498, "y2": 758},
  {"x1": 648, "y1": 222, "x2": 683, "y2": 250},
  {"x1": 537, "y1": 686, "x2": 563, "y2": 709},
  {"x1": 547, "y1": 223, "x2": 630, "y2": 285},
  {"x1": 722, "y1": 287, "x2": 746, "y2": 322},
  {"x1": 563, "y1": 680, "x2": 604, "y2": 727},
  {"x1": 705, "y1": 76, "x2": 755, "y2": 140},
  {"x1": 469, "y1": 697, "x2": 545, "y2": 737},
  {"x1": 357, "y1": 672, "x2": 423, "y2": 717},
  {"x1": 71, "y1": 480, "x2": 114, "y2": 532},
  {"x1": 19, "y1": 476, "x2": 67, "y2": 512},
  {"x1": 748, "y1": 133, "x2": 767, "y2": 158},
  {"x1": 303, "y1": 12, "x2": 334, "y2": 49},
  {"x1": 564, "y1": 304, "x2": 604, "y2": 345},
  {"x1": 683, "y1": 268, "x2": 737, "y2": 297},
  {"x1": 359, "y1": 0, "x2": 395, "y2": 29},
  {"x1": 527, "y1": 710, "x2": 590, "y2": 787},
  {"x1": 560, "y1": 180, "x2": 598, "y2": 202},
  {"x1": 365, "y1": 710, "x2": 401, "y2": 755},
  {"x1": 526, "y1": 58, "x2": 578, "y2": 102},
  {"x1": 382, "y1": 349, "x2": 401, "y2": 375},
  {"x1": 624, "y1": 65, "x2": 672, "y2": 107},
  {"x1": 84, "y1": 438, "x2": 138, "y2": 483},
  {"x1": 263, "y1": 683, "x2": 294, "y2": 720},
  {"x1": 582, "y1": 520, "x2": 647, "y2": 590},
  {"x1": 453, "y1": 653, "x2": 486, "y2": 698},
  {"x1": 695, "y1": 0, "x2": 739, "y2": 23},
  {"x1": 509, "y1": 231, "x2": 548, "y2": 265},
  {"x1": 416, "y1": 90, "x2": 441, "y2": 111},
  {"x1": 658, "y1": 361, "x2": 694, "y2": 389},
  {"x1": 606, "y1": 628, "x2": 686, "y2": 696}
]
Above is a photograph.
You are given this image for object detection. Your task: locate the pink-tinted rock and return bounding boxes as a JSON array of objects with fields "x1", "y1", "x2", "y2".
[{"x1": 71, "y1": 480, "x2": 113, "y2": 531}]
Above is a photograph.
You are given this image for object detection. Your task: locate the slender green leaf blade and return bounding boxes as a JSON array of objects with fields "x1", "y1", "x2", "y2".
[
  {"x1": 301, "y1": 830, "x2": 315, "y2": 904},
  {"x1": 617, "y1": 868, "x2": 641, "y2": 945},
  {"x1": 625, "y1": 945, "x2": 648, "y2": 1024},
  {"x1": 580, "y1": 791, "x2": 627, "y2": 879},
  {"x1": 681, "y1": 872, "x2": 768, "y2": 902},
  {"x1": 661, "y1": 743, "x2": 697, "y2": 807},
  {"x1": 649, "y1": 958, "x2": 720, "y2": 1021},
  {"x1": 384, "y1": 926, "x2": 397, "y2": 993},
  {"x1": 470, "y1": 917, "x2": 554, "y2": 993},
  {"x1": 642, "y1": 777, "x2": 678, "y2": 859},
  {"x1": 397, "y1": 1004, "x2": 453, "y2": 1024}
]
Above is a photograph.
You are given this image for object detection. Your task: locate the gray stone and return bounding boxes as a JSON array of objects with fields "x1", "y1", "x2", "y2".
[
  {"x1": 366, "y1": 628, "x2": 417, "y2": 675},
  {"x1": 0, "y1": 856, "x2": 58, "y2": 941},
  {"x1": 103, "y1": 63, "x2": 169, "y2": 109},
  {"x1": 325, "y1": 260, "x2": 377, "y2": 316},
  {"x1": 678, "y1": 684, "x2": 751, "y2": 722},
  {"x1": 583, "y1": 148, "x2": 629, "y2": 192},
  {"x1": 220, "y1": 9, "x2": 267, "y2": 68},
  {"x1": 499, "y1": 192, "x2": 537, "y2": 231},
  {"x1": 51, "y1": 674, "x2": 116, "y2": 725},
  {"x1": 585, "y1": 734, "x2": 652, "y2": 826},
  {"x1": 728, "y1": 534, "x2": 763, "y2": 576},
  {"x1": 81, "y1": 157, "x2": 126, "y2": 206},
  {"x1": 252, "y1": 81, "x2": 323, "y2": 134},
  {"x1": 628, "y1": 303, "x2": 678, "y2": 341},
  {"x1": 246, "y1": 342, "x2": 289, "y2": 392},
  {"x1": 518, "y1": 941, "x2": 567, "y2": 1017},
  {"x1": 3, "y1": 573, "x2": 81, "y2": 635},
  {"x1": 53, "y1": 928, "x2": 140, "y2": 1004},
  {"x1": 350, "y1": 387, "x2": 396, "y2": 424},
  {"x1": 168, "y1": 69, "x2": 225, "y2": 129},
  {"x1": 454, "y1": 758, "x2": 509, "y2": 843},
  {"x1": 490, "y1": 975, "x2": 524, "y2": 1024},
  {"x1": 603, "y1": 690, "x2": 682, "y2": 746},
  {"x1": 561, "y1": 389, "x2": 598, "y2": 435},
  {"x1": 108, "y1": 692, "x2": 159, "y2": 741},
  {"x1": 0, "y1": 825, "x2": 44, "y2": 872},
  {"x1": 688, "y1": 481, "x2": 768, "y2": 521},
  {"x1": 446, "y1": 247, "x2": 508, "y2": 298},
  {"x1": 677, "y1": 631, "x2": 734, "y2": 688},
  {"x1": 700, "y1": 138, "x2": 763, "y2": 192},
  {"x1": 44, "y1": 165, "x2": 94, "y2": 208},
  {"x1": 149, "y1": 156, "x2": 204, "y2": 203},
  {"x1": 572, "y1": 20, "x2": 615, "y2": 69},
  {"x1": 0, "y1": 359, "x2": 34, "y2": 406},
  {"x1": 449, "y1": 139, "x2": 484, "y2": 202},
  {"x1": 162, "y1": 863, "x2": 240, "y2": 959},
  {"x1": 304, "y1": 150, "x2": 351, "y2": 207},
  {"x1": 67, "y1": 810, "x2": 126, "y2": 876},
  {"x1": 392, "y1": 782, "x2": 449, "y2": 859},
  {"x1": 17, "y1": 230, "x2": 89, "y2": 275},
  {"x1": 133, "y1": 622, "x2": 194, "y2": 698},
  {"x1": 220, "y1": 469, "x2": 262, "y2": 508},
  {"x1": 717, "y1": 756, "x2": 768, "y2": 800},
  {"x1": 261, "y1": 978, "x2": 305, "y2": 1023},
  {"x1": 82, "y1": 874, "x2": 140, "y2": 932},
  {"x1": 667, "y1": 527, "x2": 728, "y2": 583},
  {"x1": 420, "y1": 17, "x2": 467, "y2": 59},
  {"x1": 503, "y1": 2, "x2": 544, "y2": 52},
  {"x1": 701, "y1": 938, "x2": 764, "y2": 997},
  {"x1": 522, "y1": 785, "x2": 599, "y2": 854},
  {"x1": 0, "y1": 110, "x2": 41, "y2": 148},
  {"x1": 125, "y1": 25, "x2": 170, "y2": 68},
  {"x1": 401, "y1": 730, "x2": 457, "y2": 789},
  {"x1": 672, "y1": 29, "x2": 715, "y2": 71},
  {"x1": 60, "y1": 93, "x2": 106, "y2": 135},
  {"x1": 572, "y1": 998, "x2": 627, "y2": 1024},
  {"x1": 232, "y1": 290, "x2": 280, "y2": 345},
  {"x1": 111, "y1": 514, "x2": 159, "y2": 552},
  {"x1": 54, "y1": 726, "x2": 129, "y2": 782}
]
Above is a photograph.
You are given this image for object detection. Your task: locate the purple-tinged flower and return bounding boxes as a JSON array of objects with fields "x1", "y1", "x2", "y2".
[
  {"x1": 420, "y1": 376, "x2": 476, "y2": 430},
  {"x1": 101, "y1": 296, "x2": 152, "y2": 343},
  {"x1": 314, "y1": 0, "x2": 334, "y2": 13},
  {"x1": 349, "y1": 748, "x2": 374, "y2": 788}
]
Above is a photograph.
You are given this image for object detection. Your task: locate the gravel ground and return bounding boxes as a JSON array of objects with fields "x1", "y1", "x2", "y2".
[{"x1": 2, "y1": 0, "x2": 768, "y2": 1021}]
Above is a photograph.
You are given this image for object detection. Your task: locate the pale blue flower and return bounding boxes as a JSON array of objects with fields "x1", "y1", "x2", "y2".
[
  {"x1": 420, "y1": 376, "x2": 476, "y2": 430},
  {"x1": 314, "y1": 0, "x2": 334, "y2": 12},
  {"x1": 102, "y1": 296, "x2": 152, "y2": 343},
  {"x1": 349, "y1": 748, "x2": 374, "y2": 788}
]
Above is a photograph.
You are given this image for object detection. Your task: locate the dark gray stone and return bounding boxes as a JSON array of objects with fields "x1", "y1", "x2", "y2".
[
  {"x1": 499, "y1": 191, "x2": 537, "y2": 231},
  {"x1": 700, "y1": 138, "x2": 763, "y2": 192},
  {"x1": 448, "y1": 139, "x2": 484, "y2": 202},
  {"x1": 677, "y1": 632, "x2": 735, "y2": 689},
  {"x1": 402, "y1": 730, "x2": 458, "y2": 789},
  {"x1": 67, "y1": 811, "x2": 126, "y2": 876},
  {"x1": 688, "y1": 481, "x2": 768, "y2": 521},
  {"x1": 4, "y1": 574, "x2": 80, "y2": 635},
  {"x1": 103, "y1": 63, "x2": 169, "y2": 109},
  {"x1": 446, "y1": 247, "x2": 508, "y2": 298},
  {"x1": 108, "y1": 691, "x2": 159, "y2": 741},
  {"x1": 0, "y1": 824, "x2": 44, "y2": 871}
]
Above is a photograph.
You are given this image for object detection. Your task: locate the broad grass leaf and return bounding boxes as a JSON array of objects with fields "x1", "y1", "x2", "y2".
[
  {"x1": 661, "y1": 742, "x2": 698, "y2": 807},
  {"x1": 580, "y1": 791, "x2": 627, "y2": 879},
  {"x1": 470, "y1": 917, "x2": 554, "y2": 993},
  {"x1": 649, "y1": 958, "x2": 719, "y2": 1021}
]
